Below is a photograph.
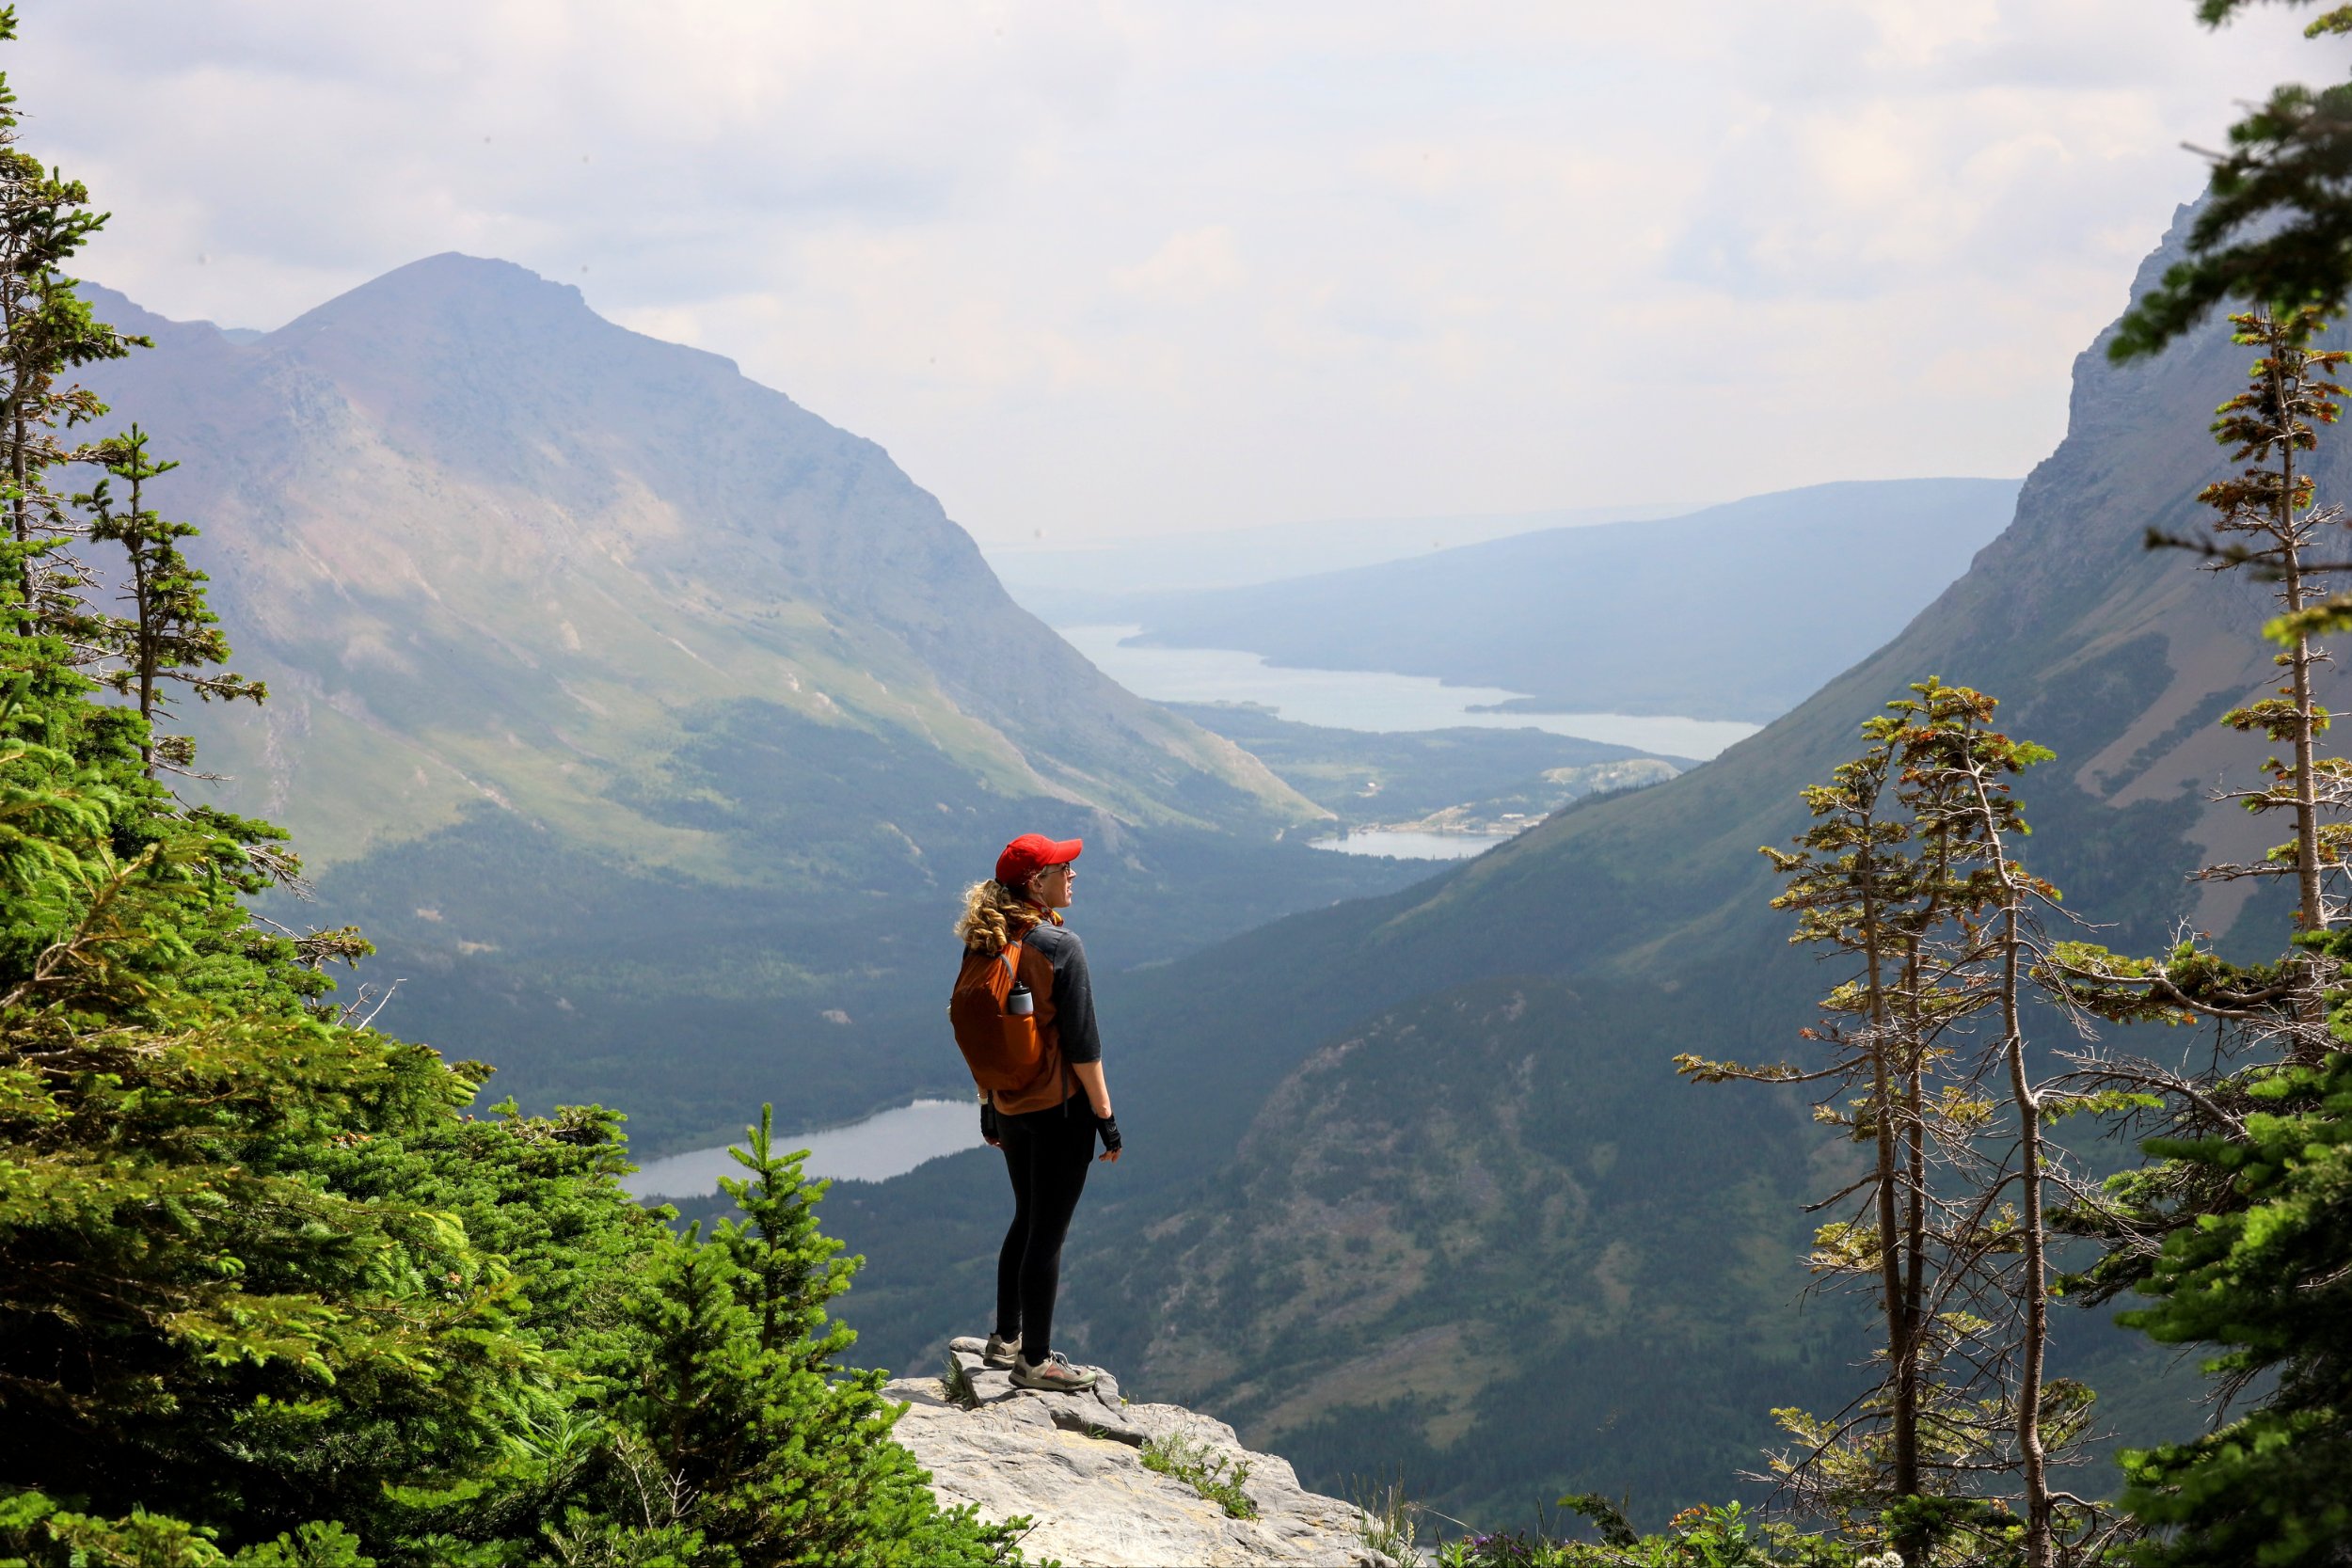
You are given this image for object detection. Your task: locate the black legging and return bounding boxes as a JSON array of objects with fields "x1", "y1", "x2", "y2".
[{"x1": 993, "y1": 1100, "x2": 1097, "y2": 1364}]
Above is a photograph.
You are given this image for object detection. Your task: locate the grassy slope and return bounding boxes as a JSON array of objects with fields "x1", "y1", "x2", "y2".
[
  {"x1": 830, "y1": 212, "x2": 2326, "y2": 1526},
  {"x1": 81, "y1": 261, "x2": 1317, "y2": 868}
]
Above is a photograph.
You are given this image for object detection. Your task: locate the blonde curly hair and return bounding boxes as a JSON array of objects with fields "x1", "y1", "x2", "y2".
[{"x1": 955, "y1": 879, "x2": 1044, "y2": 955}]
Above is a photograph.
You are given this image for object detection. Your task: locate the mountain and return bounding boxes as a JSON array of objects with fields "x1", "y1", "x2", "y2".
[
  {"x1": 829, "y1": 206, "x2": 2320, "y2": 1526},
  {"x1": 982, "y1": 499, "x2": 1694, "y2": 606},
  {"x1": 1098, "y1": 479, "x2": 2021, "y2": 723},
  {"x1": 72, "y1": 260, "x2": 1429, "y2": 1151},
  {"x1": 84, "y1": 258, "x2": 1312, "y2": 863}
]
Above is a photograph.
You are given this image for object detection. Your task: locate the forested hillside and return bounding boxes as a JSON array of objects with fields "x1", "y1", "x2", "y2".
[
  {"x1": 833, "y1": 204, "x2": 2344, "y2": 1531},
  {"x1": 0, "y1": 24, "x2": 1030, "y2": 1561}
]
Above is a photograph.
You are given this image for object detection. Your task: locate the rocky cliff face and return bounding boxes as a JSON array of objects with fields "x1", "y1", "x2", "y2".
[{"x1": 887, "y1": 1338, "x2": 1394, "y2": 1568}]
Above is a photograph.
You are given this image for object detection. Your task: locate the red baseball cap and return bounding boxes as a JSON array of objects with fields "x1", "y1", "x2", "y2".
[{"x1": 996, "y1": 832, "x2": 1083, "y2": 886}]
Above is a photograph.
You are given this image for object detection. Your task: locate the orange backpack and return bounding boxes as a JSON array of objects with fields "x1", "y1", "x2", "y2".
[{"x1": 949, "y1": 939, "x2": 1049, "y2": 1093}]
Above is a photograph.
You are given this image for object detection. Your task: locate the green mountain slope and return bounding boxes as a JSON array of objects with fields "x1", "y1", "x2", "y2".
[
  {"x1": 1104, "y1": 478, "x2": 2022, "y2": 722},
  {"x1": 83, "y1": 259, "x2": 1314, "y2": 865},
  {"x1": 831, "y1": 206, "x2": 2313, "y2": 1524},
  {"x1": 72, "y1": 261, "x2": 1428, "y2": 1150}
]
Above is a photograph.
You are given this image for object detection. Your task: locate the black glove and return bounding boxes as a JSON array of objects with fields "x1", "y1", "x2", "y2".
[
  {"x1": 1095, "y1": 1112, "x2": 1121, "y2": 1153},
  {"x1": 980, "y1": 1100, "x2": 1001, "y2": 1146}
]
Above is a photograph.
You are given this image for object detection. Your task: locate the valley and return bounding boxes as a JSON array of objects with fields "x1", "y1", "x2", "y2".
[
  {"x1": 15, "y1": 10, "x2": 2350, "y2": 1565},
  {"x1": 821, "y1": 206, "x2": 2331, "y2": 1530},
  {"x1": 1067, "y1": 479, "x2": 2023, "y2": 725},
  {"x1": 66, "y1": 201, "x2": 2327, "y2": 1539},
  {"x1": 65, "y1": 260, "x2": 1721, "y2": 1156},
  {"x1": 1058, "y1": 623, "x2": 1759, "y2": 758},
  {"x1": 72, "y1": 262, "x2": 1438, "y2": 1152},
  {"x1": 1168, "y1": 702, "x2": 1682, "y2": 847}
]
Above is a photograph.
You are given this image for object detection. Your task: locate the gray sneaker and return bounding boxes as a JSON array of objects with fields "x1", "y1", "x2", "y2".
[
  {"x1": 1009, "y1": 1350, "x2": 1101, "y2": 1392},
  {"x1": 982, "y1": 1332, "x2": 1021, "y2": 1368}
]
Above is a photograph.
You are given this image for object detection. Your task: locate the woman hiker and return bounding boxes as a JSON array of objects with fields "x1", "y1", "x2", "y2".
[{"x1": 954, "y1": 832, "x2": 1122, "y2": 1392}]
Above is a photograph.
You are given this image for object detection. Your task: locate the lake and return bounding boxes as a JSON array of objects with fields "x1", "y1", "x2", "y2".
[
  {"x1": 625, "y1": 1098, "x2": 982, "y2": 1198},
  {"x1": 1309, "y1": 828, "x2": 1516, "y2": 860},
  {"x1": 1057, "y1": 625, "x2": 1759, "y2": 760}
]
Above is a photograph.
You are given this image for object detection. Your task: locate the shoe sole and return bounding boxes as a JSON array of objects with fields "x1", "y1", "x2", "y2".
[{"x1": 1010, "y1": 1371, "x2": 1100, "y2": 1391}]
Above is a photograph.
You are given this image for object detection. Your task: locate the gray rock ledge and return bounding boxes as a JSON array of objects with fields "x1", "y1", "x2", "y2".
[{"x1": 885, "y1": 1338, "x2": 1397, "y2": 1567}]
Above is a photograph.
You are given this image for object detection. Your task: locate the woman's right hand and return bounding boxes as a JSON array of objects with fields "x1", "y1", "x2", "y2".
[
  {"x1": 1095, "y1": 1111, "x2": 1121, "y2": 1163},
  {"x1": 980, "y1": 1099, "x2": 1002, "y2": 1148}
]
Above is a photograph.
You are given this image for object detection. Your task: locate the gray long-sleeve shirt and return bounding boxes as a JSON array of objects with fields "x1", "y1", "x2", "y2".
[{"x1": 1022, "y1": 922, "x2": 1101, "y2": 1067}]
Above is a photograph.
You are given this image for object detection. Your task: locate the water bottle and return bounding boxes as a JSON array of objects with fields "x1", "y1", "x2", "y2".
[{"x1": 1007, "y1": 980, "x2": 1035, "y2": 1018}]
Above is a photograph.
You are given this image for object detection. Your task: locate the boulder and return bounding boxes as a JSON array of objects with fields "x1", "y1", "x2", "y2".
[{"x1": 885, "y1": 1339, "x2": 1398, "y2": 1567}]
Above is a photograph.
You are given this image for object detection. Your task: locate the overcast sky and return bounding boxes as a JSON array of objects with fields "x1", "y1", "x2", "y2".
[{"x1": 10, "y1": 2, "x2": 2334, "y2": 543}]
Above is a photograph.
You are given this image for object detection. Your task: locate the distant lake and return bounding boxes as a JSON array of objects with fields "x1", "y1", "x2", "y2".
[
  {"x1": 625, "y1": 1099, "x2": 981, "y2": 1198},
  {"x1": 1310, "y1": 828, "x2": 1516, "y2": 860},
  {"x1": 1058, "y1": 625, "x2": 1759, "y2": 760}
]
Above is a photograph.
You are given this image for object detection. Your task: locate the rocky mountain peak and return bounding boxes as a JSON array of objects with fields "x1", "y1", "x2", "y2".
[{"x1": 271, "y1": 252, "x2": 611, "y2": 350}]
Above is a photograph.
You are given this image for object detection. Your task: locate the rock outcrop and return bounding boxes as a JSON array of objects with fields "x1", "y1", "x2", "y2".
[{"x1": 886, "y1": 1339, "x2": 1396, "y2": 1568}]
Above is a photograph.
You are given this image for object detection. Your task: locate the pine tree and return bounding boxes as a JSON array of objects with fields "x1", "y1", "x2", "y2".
[
  {"x1": 2107, "y1": 1053, "x2": 2352, "y2": 1568},
  {"x1": 1681, "y1": 709, "x2": 1937, "y2": 1544},
  {"x1": 2043, "y1": 312, "x2": 2352, "y2": 1568},
  {"x1": 0, "y1": 2, "x2": 136, "y2": 626},
  {"x1": 77, "y1": 425, "x2": 263, "y2": 775},
  {"x1": 2112, "y1": 4, "x2": 2352, "y2": 362},
  {"x1": 1898, "y1": 686, "x2": 2071, "y2": 1568},
  {"x1": 2050, "y1": 311, "x2": 2352, "y2": 1323},
  {"x1": 1703, "y1": 683, "x2": 2122, "y2": 1566},
  {"x1": 0, "y1": 13, "x2": 1022, "y2": 1563},
  {"x1": 599, "y1": 1109, "x2": 1023, "y2": 1568},
  {"x1": 2148, "y1": 306, "x2": 2349, "y2": 944}
]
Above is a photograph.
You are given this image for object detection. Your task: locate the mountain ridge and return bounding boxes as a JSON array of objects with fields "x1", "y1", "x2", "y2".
[
  {"x1": 81, "y1": 255, "x2": 1318, "y2": 869},
  {"x1": 1096, "y1": 477, "x2": 2022, "y2": 723},
  {"x1": 63, "y1": 258, "x2": 1421, "y2": 1149}
]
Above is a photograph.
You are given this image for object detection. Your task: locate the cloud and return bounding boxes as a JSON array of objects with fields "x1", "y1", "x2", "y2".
[
  {"x1": 1112, "y1": 227, "x2": 1247, "y2": 305},
  {"x1": 6, "y1": 0, "x2": 2335, "y2": 540}
]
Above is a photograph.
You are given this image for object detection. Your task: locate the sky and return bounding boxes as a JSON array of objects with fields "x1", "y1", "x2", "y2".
[{"x1": 9, "y1": 2, "x2": 2336, "y2": 544}]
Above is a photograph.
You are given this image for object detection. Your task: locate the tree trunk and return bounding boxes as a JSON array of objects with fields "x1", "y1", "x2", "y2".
[
  {"x1": 1856, "y1": 832, "x2": 1916, "y2": 1508},
  {"x1": 2275, "y1": 348, "x2": 2326, "y2": 937},
  {"x1": 1974, "y1": 765, "x2": 2052, "y2": 1568},
  {"x1": 2003, "y1": 926, "x2": 2052, "y2": 1568},
  {"x1": 1898, "y1": 943, "x2": 1928, "y2": 1563}
]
